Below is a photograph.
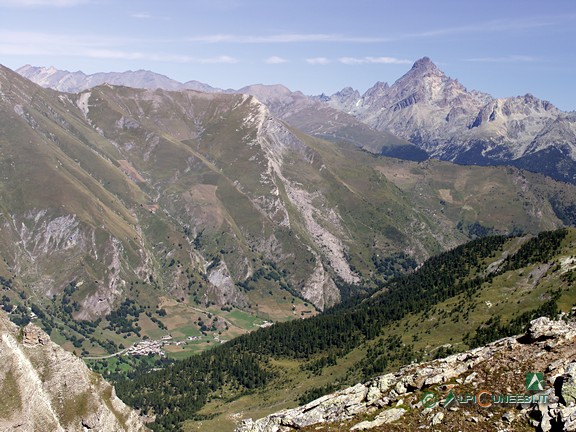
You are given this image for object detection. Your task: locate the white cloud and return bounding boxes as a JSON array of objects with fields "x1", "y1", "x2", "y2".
[
  {"x1": 199, "y1": 55, "x2": 239, "y2": 64},
  {"x1": 83, "y1": 50, "x2": 238, "y2": 64},
  {"x1": 389, "y1": 16, "x2": 563, "y2": 43},
  {"x1": 306, "y1": 57, "x2": 331, "y2": 65},
  {"x1": 265, "y1": 56, "x2": 289, "y2": 64},
  {"x1": 0, "y1": 30, "x2": 128, "y2": 55},
  {"x1": 339, "y1": 56, "x2": 411, "y2": 65},
  {"x1": 85, "y1": 49, "x2": 147, "y2": 60},
  {"x1": 0, "y1": 30, "x2": 239, "y2": 64},
  {"x1": 465, "y1": 55, "x2": 536, "y2": 63},
  {"x1": 130, "y1": 11, "x2": 171, "y2": 21},
  {"x1": 131, "y1": 12, "x2": 152, "y2": 19},
  {"x1": 186, "y1": 33, "x2": 388, "y2": 44},
  {"x1": 0, "y1": 0, "x2": 87, "y2": 6},
  {"x1": 181, "y1": 16, "x2": 568, "y2": 46}
]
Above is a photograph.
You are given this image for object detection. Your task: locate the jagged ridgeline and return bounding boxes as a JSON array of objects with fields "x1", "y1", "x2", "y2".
[
  {"x1": 116, "y1": 228, "x2": 576, "y2": 431},
  {"x1": 2, "y1": 62, "x2": 576, "y2": 359}
]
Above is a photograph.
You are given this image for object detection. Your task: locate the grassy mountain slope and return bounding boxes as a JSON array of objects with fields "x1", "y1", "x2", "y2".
[{"x1": 0, "y1": 62, "x2": 575, "y2": 360}]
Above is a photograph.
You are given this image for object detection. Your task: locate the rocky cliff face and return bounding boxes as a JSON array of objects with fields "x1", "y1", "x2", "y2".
[
  {"x1": 235, "y1": 316, "x2": 576, "y2": 431},
  {"x1": 0, "y1": 311, "x2": 148, "y2": 431}
]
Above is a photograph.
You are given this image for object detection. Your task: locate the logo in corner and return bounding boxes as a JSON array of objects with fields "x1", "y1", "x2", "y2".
[
  {"x1": 526, "y1": 372, "x2": 545, "y2": 391},
  {"x1": 443, "y1": 390, "x2": 456, "y2": 408},
  {"x1": 421, "y1": 391, "x2": 438, "y2": 408}
]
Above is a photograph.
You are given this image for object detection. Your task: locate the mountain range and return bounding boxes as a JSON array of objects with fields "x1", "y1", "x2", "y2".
[
  {"x1": 2, "y1": 61, "x2": 576, "y2": 358},
  {"x1": 3, "y1": 60, "x2": 576, "y2": 432},
  {"x1": 16, "y1": 64, "x2": 222, "y2": 94},
  {"x1": 324, "y1": 57, "x2": 576, "y2": 183},
  {"x1": 18, "y1": 57, "x2": 576, "y2": 183},
  {"x1": 0, "y1": 59, "x2": 576, "y2": 317}
]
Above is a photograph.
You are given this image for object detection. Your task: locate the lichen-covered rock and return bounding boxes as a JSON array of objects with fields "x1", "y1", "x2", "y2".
[
  {"x1": 561, "y1": 363, "x2": 576, "y2": 406},
  {"x1": 431, "y1": 411, "x2": 444, "y2": 425},
  {"x1": 0, "y1": 312, "x2": 148, "y2": 432},
  {"x1": 350, "y1": 408, "x2": 406, "y2": 430},
  {"x1": 559, "y1": 404, "x2": 576, "y2": 431}
]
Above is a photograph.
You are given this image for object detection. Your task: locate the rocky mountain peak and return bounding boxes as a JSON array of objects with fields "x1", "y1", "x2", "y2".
[
  {"x1": 326, "y1": 86, "x2": 361, "y2": 110},
  {"x1": 239, "y1": 83, "x2": 293, "y2": 96},
  {"x1": 335, "y1": 86, "x2": 360, "y2": 97},
  {"x1": 350, "y1": 56, "x2": 484, "y2": 140},
  {"x1": 396, "y1": 57, "x2": 447, "y2": 86},
  {"x1": 363, "y1": 80, "x2": 389, "y2": 95},
  {"x1": 356, "y1": 81, "x2": 391, "y2": 110},
  {"x1": 468, "y1": 94, "x2": 561, "y2": 155},
  {"x1": 396, "y1": 57, "x2": 454, "y2": 90},
  {"x1": 319, "y1": 56, "x2": 576, "y2": 183},
  {"x1": 410, "y1": 56, "x2": 438, "y2": 72},
  {"x1": 520, "y1": 93, "x2": 556, "y2": 111}
]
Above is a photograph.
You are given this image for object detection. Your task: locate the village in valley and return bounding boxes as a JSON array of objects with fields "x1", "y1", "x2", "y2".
[{"x1": 119, "y1": 320, "x2": 275, "y2": 358}]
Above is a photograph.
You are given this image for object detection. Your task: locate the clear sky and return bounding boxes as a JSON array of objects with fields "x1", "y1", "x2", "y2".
[{"x1": 1, "y1": 0, "x2": 575, "y2": 110}]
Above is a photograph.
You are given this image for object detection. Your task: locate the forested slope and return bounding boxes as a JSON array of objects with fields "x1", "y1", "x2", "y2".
[{"x1": 116, "y1": 228, "x2": 575, "y2": 431}]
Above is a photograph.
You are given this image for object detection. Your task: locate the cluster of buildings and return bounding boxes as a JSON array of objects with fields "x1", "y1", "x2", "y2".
[
  {"x1": 124, "y1": 333, "x2": 218, "y2": 356},
  {"x1": 125, "y1": 339, "x2": 165, "y2": 356},
  {"x1": 114, "y1": 322, "x2": 251, "y2": 358}
]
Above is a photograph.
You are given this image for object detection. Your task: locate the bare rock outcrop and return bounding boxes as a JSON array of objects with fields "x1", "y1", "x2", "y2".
[
  {"x1": 0, "y1": 312, "x2": 148, "y2": 432},
  {"x1": 527, "y1": 316, "x2": 576, "y2": 341}
]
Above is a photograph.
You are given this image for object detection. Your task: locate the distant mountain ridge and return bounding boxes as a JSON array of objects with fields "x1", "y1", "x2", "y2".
[
  {"x1": 17, "y1": 64, "x2": 223, "y2": 94},
  {"x1": 234, "y1": 83, "x2": 427, "y2": 160},
  {"x1": 17, "y1": 59, "x2": 576, "y2": 183},
  {"x1": 17, "y1": 65, "x2": 425, "y2": 160}
]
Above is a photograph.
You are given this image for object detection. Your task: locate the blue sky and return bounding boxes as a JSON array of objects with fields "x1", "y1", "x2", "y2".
[{"x1": 1, "y1": 0, "x2": 575, "y2": 110}]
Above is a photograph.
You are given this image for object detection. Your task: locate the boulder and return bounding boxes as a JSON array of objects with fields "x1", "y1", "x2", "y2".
[
  {"x1": 559, "y1": 404, "x2": 576, "y2": 431},
  {"x1": 350, "y1": 408, "x2": 406, "y2": 430},
  {"x1": 431, "y1": 411, "x2": 444, "y2": 425},
  {"x1": 22, "y1": 323, "x2": 49, "y2": 346},
  {"x1": 527, "y1": 317, "x2": 576, "y2": 342},
  {"x1": 561, "y1": 363, "x2": 576, "y2": 405}
]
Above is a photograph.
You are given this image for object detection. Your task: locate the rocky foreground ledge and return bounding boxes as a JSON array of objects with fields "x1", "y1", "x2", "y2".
[
  {"x1": 0, "y1": 311, "x2": 148, "y2": 431},
  {"x1": 236, "y1": 316, "x2": 576, "y2": 432}
]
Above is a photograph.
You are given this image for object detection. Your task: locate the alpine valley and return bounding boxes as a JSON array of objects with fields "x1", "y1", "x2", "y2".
[{"x1": 0, "y1": 58, "x2": 575, "y2": 431}]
